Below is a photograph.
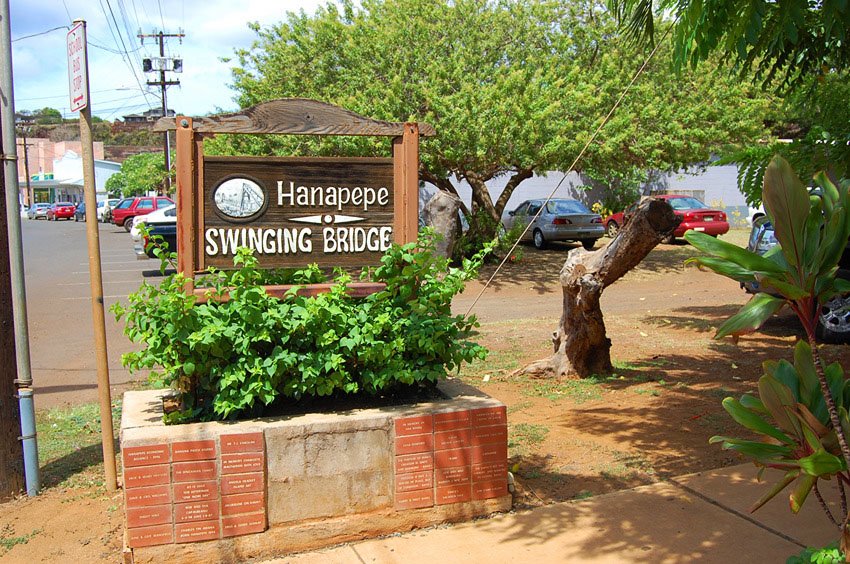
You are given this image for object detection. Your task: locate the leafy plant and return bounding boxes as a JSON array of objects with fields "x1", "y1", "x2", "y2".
[
  {"x1": 685, "y1": 155, "x2": 850, "y2": 555},
  {"x1": 112, "y1": 231, "x2": 489, "y2": 421}
]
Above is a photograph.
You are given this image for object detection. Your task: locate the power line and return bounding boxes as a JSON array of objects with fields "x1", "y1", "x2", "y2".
[{"x1": 12, "y1": 26, "x2": 68, "y2": 43}]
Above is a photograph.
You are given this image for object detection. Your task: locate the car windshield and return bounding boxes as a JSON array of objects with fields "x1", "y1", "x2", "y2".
[
  {"x1": 116, "y1": 199, "x2": 133, "y2": 209},
  {"x1": 547, "y1": 200, "x2": 590, "y2": 214},
  {"x1": 55, "y1": 202, "x2": 73, "y2": 206},
  {"x1": 667, "y1": 197, "x2": 708, "y2": 210}
]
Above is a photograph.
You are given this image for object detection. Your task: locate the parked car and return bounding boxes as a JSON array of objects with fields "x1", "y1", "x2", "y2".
[
  {"x1": 111, "y1": 196, "x2": 174, "y2": 231},
  {"x1": 27, "y1": 203, "x2": 51, "y2": 220},
  {"x1": 604, "y1": 195, "x2": 729, "y2": 243},
  {"x1": 73, "y1": 202, "x2": 86, "y2": 221},
  {"x1": 743, "y1": 216, "x2": 850, "y2": 343},
  {"x1": 503, "y1": 198, "x2": 604, "y2": 250},
  {"x1": 47, "y1": 202, "x2": 76, "y2": 221},
  {"x1": 98, "y1": 198, "x2": 121, "y2": 223},
  {"x1": 131, "y1": 204, "x2": 177, "y2": 259}
]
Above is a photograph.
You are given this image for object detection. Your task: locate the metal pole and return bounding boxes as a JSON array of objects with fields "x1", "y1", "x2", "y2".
[
  {"x1": 159, "y1": 31, "x2": 171, "y2": 192},
  {"x1": 0, "y1": 0, "x2": 38, "y2": 496},
  {"x1": 20, "y1": 126, "x2": 31, "y2": 206},
  {"x1": 74, "y1": 19, "x2": 117, "y2": 492}
]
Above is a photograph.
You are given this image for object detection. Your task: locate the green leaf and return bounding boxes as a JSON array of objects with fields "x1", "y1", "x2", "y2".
[
  {"x1": 720, "y1": 397, "x2": 794, "y2": 444},
  {"x1": 715, "y1": 293, "x2": 786, "y2": 339},
  {"x1": 789, "y1": 473, "x2": 816, "y2": 513},
  {"x1": 749, "y1": 469, "x2": 799, "y2": 513},
  {"x1": 757, "y1": 375, "x2": 800, "y2": 438},
  {"x1": 762, "y1": 155, "x2": 810, "y2": 267},
  {"x1": 685, "y1": 231, "x2": 786, "y2": 276},
  {"x1": 798, "y1": 450, "x2": 845, "y2": 476}
]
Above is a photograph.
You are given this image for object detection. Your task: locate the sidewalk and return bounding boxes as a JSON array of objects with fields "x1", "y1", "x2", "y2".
[{"x1": 266, "y1": 465, "x2": 839, "y2": 563}]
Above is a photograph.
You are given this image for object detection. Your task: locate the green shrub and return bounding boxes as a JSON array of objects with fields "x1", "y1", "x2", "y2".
[{"x1": 112, "y1": 231, "x2": 489, "y2": 422}]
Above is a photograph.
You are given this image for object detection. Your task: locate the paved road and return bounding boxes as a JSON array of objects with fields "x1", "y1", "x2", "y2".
[{"x1": 19, "y1": 217, "x2": 163, "y2": 408}]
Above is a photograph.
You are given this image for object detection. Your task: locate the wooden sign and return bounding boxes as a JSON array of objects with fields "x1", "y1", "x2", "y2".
[
  {"x1": 203, "y1": 156, "x2": 394, "y2": 270},
  {"x1": 154, "y1": 99, "x2": 435, "y2": 291}
]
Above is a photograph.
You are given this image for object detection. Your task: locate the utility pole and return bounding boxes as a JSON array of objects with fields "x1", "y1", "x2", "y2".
[
  {"x1": 139, "y1": 30, "x2": 183, "y2": 192},
  {"x1": 17, "y1": 126, "x2": 32, "y2": 206}
]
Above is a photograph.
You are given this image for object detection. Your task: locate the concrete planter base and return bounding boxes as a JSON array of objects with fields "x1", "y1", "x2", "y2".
[{"x1": 120, "y1": 379, "x2": 512, "y2": 563}]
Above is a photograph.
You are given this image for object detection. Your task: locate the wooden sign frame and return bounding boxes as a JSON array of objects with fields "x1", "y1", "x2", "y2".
[{"x1": 154, "y1": 99, "x2": 435, "y2": 299}]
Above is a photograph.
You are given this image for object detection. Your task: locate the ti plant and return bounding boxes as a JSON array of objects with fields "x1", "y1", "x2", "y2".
[{"x1": 685, "y1": 155, "x2": 850, "y2": 556}]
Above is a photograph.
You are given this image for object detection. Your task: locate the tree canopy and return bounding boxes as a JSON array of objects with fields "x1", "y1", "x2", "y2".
[
  {"x1": 105, "y1": 152, "x2": 173, "y2": 197},
  {"x1": 218, "y1": 0, "x2": 769, "y2": 234}
]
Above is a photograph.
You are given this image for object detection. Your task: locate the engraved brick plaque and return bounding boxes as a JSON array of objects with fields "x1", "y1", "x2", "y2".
[
  {"x1": 395, "y1": 415, "x2": 433, "y2": 437},
  {"x1": 123, "y1": 444, "x2": 170, "y2": 468},
  {"x1": 395, "y1": 470, "x2": 433, "y2": 493},
  {"x1": 221, "y1": 432, "x2": 264, "y2": 454},
  {"x1": 221, "y1": 473, "x2": 264, "y2": 495},
  {"x1": 175, "y1": 500, "x2": 220, "y2": 523},
  {"x1": 472, "y1": 461, "x2": 506, "y2": 483},
  {"x1": 471, "y1": 442, "x2": 507, "y2": 465},
  {"x1": 221, "y1": 491, "x2": 265, "y2": 516},
  {"x1": 173, "y1": 481, "x2": 218, "y2": 503},
  {"x1": 434, "y1": 428, "x2": 472, "y2": 451},
  {"x1": 127, "y1": 504, "x2": 172, "y2": 528},
  {"x1": 127, "y1": 524, "x2": 173, "y2": 548},
  {"x1": 172, "y1": 439, "x2": 217, "y2": 462},
  {"x1": 126, "y1": 484, "x2": 171, "y2": 508},
  {"x1": 473, "y1": 479, "x2": 508, "y2": 500},
  {"x1": 125, "y1": 464, "x2": 170, "y2": 488},
  {"x1": 173, "y1": 460, "x2": 217, "y2": 483},
  {"x1": 395, "y1": 433, "x2": 434, "y2": 455},
  {"x1": 434, "y1": 410, "x2": 471, "y2": 432},
  {"x1": 222, "y1": 513, "x2": 266, "y2": 538},
  {"x1": 436, "y1": 484, "x2": 471, "y2": 505},
  {"x1": 473, "y1": 425, "x2": 508, "y2": 446},
  {"x1": 395, "y1": 452, "x2": 434, "y2": 474},
  {"x1": 395, "y1": 488, "x2": 434, "y2": 510},
  {"x1": 435, "y1": 465, "x2": 470, "y2": 487},
  {"x1": 175, "y1": 520, "x2": 220, "y2": 543},
  {"x1": 221, "y1": 452, "x2": 264, "y2": 475},
  {"x1": 471, "y1": 406, "x2": 507, "y2": 428},
  {"x1": 434, "y1": 447, "x2": 470, "y2": 469}
]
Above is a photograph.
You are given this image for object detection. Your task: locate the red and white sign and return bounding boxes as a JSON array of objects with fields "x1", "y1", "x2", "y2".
[{"x1": 67, "y1": 21, "x2": 88, "y2": 112}]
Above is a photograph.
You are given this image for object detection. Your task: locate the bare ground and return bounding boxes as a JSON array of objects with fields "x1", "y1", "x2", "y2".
[{"x1": 2, "y1": 230, "x2": 847, "y2": 562}]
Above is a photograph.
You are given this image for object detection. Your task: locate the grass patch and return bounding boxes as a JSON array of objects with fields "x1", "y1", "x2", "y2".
[
  {"x1": 38, "y1": 401, "x2": 122, "y2": 490},
  {"x1": 0, "y1": 524, "x2": 41, "y2": 555},
  {"x1": 572, "y1": 490, "x2": 594, "y2": 501},
  {"x1": 506, "y1": 401, "x2": 534, "y2": 414},
  {"x1": 459, "y1": 347, "x2": 523, "y2": 383},
  {"x1": 524, "y1": 377, "x2": 604, "y2": 404},
  {"x1": 508, "y1": 423, "x2": 549, "y2": 456}
]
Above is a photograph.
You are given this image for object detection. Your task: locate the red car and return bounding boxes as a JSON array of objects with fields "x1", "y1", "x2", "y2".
[
  {"x1": 604, "y1": 194, "x2": 729, "y2": 242},
  {"x1": 111, "y1": 196, "x2": 175, "y2": 232},
  {"x1": 47, "y1": 202, "x2": 76, "y2": 221}
]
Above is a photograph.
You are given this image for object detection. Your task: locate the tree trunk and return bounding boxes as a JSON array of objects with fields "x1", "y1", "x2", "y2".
[
  {"x1": 520, "y1": 197, "x2": 681, "y2": 379},
  {"x1": 421, "y1": 189, "x2": 462, "y2": 258}
]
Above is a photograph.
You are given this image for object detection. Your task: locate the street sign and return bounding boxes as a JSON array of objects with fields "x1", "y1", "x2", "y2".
[{"x1": 67, "y1": 21, "x2": 88, "y2": 112}]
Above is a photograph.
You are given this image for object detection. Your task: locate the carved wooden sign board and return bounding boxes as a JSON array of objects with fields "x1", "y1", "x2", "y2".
[{"x1": 155, "y1": 99, "x2": 435, "y2": 283}]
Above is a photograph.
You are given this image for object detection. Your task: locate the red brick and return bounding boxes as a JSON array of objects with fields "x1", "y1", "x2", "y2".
[
  {"x1": 221, "y1": 513, "x2": 266, "y2": 538},
  {"x1": 175, "y1": 520, "x2": 220, "y2": 543},
  {"x1": 221, "y1": 473, "x2": 264, "y2": 495},
  {"x1": 124, "y1": 464, "x2": 170, "y2": 488},
  {"x1": 472, "y1": 425, "x2": 507, "y2": 446},
  {"x1": 471, "y1": 442, "x2": 507, "y2": 465},
  {"x1": 173, "y1": 481, "x2": 218, "y2": 503},
  {"x1": 127, "y1": 524, "x2": 173, "y2": 548},
  {"x1": 174, "y1": 500, "x2": 219, "y2": 523},
  {"x1": 471, "y1": 406, "x2": 507, "y2": 428},
  {"x1": 221, "y1": 452, "x2": 264, "y2": 475},
  {"x1": 395, "y1": 452, "x2": 434, "y2": 474},
  {"x1": 473, "y1": 479, "x2": 508, "y2": 500},
  {"x1": 220, "y1": 432, "x2": 264, "y2": 454},
  {"x1": 436, "y1": 484, "x2": 471, "y2": 505},
  {"x1": 173, "y1": 460, "x2": 217, "y2": 483},
  {"x1": 434, "y1": 428, "x2": 472, "y2": 451},
  {"x1": 123, "y1": 444, "x2": 169, "y2": 468},
  {"x1": 125, "y1": 484, "x2": 171, "y2": 508},
  {"x1": 171, "y1": 440, "x2": 217, "y2": 462},
  {"x1": 395, "y1": 488, "x2": 434, "y2": 510},
  {"x1": 395, "y1": 415, "x2": 433, "y2": 437},
  {"x1": 221, "y1": 491, "x2": 265, "y2": 516},
  {"x1": 434, "y1": 410, "x2": 471, "y2": 432},
  {"x1": 395, "y1": 470, "x2": 432, "y2": 493},
  {"x1": 126, "y1": 504, "x2": 172, "y2": 528},
  {"x1": 434, "y1": 447, "x2": 470, "y2": 469},
  {"x1": 395, "y1": 433, "x2": 433, "y2": 455},
  {"x1": 435, "y1": 465, "x2": 470, "y2": 487},
  {"x1": 472, "y1": 461, "x2": 507, "y2": 482}
]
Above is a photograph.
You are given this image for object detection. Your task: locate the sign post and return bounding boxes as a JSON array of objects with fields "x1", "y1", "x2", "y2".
[{"x1": 68, "y1": 19, "x2": 117, "y2": 491}]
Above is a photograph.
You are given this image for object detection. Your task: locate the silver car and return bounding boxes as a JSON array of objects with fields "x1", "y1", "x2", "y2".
[
  {"x1": 27, "y1": 203, "x2": 51, "y2": 220},
  {"x1": 504, "y1": 199, "x2": 604, "y2": 250}
]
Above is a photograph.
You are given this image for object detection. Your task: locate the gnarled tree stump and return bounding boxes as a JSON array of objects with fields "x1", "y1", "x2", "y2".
[{"x1": 519, "y1": 197, "x2": 681, "y2": 379}]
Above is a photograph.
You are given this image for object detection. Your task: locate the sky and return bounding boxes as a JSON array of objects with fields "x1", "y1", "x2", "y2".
[{"x1": 11, "y1": 0, "x2": 326, "y2": 121}]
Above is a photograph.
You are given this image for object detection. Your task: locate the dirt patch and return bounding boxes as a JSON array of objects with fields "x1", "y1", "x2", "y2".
[{"x1": 3, "y1": 230, "x2": 849, "y2": 561}]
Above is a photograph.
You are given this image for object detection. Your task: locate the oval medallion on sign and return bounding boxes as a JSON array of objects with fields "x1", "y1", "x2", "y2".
[{"x1": 213, "y1": 178, "x2": 266, "y2": 219}]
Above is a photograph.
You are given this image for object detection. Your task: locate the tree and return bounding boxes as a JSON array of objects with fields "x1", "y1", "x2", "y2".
[
  {"x1": 105, "y1": 152, "x2": 173, "y2": 197},
  {"x1": 218, "y1": 0, "x2": 768, "y2": 239}
]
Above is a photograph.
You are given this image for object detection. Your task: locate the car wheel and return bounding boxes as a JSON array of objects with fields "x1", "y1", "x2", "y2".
[
  {"x1": 532, "y1": 229, "x2": 546, "y2": 250},
  {"x1": 581, "y1": 239, "x2": 597, "y2": 250},
  {"x1": 124, "y1": 220, "x2": 133, "y2": 232},
  {"x1": 817, "y1": 292, "x2": 850, "y2": 344},
  {"x1": 606, "y1": 221, "x2": 619, "y2": 238},
  {"x1": 74, "y1": 215, "x2": 78, "y2": 222}
]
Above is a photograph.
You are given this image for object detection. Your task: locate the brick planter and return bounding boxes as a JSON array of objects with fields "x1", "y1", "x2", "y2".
[{"x1": 120, "y1": 379, "x2": 512, "y2": 563}]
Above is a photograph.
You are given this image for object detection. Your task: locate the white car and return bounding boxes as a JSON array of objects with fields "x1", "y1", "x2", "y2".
[
  {"x1": 98, "y1": 198, "x2": 121, "y2": 222},
  {"x1": 131, "y1": 204, "x2": 176, "y2": 259}
]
